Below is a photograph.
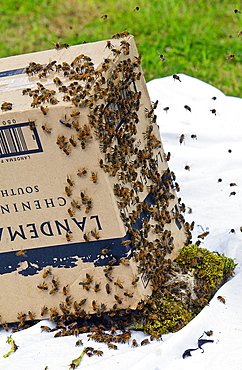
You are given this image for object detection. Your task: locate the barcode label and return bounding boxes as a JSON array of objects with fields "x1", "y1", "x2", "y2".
[{"x1": 0, "y1": 122, "x2": 43, "y2": 158}]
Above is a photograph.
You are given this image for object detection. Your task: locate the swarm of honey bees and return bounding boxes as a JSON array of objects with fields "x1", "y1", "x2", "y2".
[{"x1": 3, "y1": 35, "x2": 236, "y2": 350}]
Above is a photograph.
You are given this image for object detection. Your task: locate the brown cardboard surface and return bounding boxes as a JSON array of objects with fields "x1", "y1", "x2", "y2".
[{"x1": 0, "y1": 36, "x2": 189, "y2": 323}]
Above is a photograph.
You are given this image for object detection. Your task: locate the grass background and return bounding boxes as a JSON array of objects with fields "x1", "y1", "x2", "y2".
[{"x1": 0, "y1": 0, "x2": 241, "y2": 97}]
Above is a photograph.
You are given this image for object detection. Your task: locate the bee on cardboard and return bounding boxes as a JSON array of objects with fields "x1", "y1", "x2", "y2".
[
  {"x1": 69, "y1": 135, "x2": 77, "y2": 147},
  {"x1": 106, "y1": 40, "x2": 114, "y2": 49},
  {"x1": 70, "y1": 110, "x2": 80, "y2": 118},
  {"x1": 91, "y1": 228, "x2": 100, "y2": 239},
  {"x1": 91, "y1": 171, "x2": 98, "y2": 183},
  {"x1": 1, "y1": 102, "x2": 13, "y2": 111},
  {"x1": 77, "y1": 167, "x2": 87, "y2": 177},
  {"x1": 67, "y1": 207, "x2": 75, "y2": 217},
  {"x1": 43, "y1": 268, "x2": 52, "y2": 278},
  {"x1": 65, "y1": 231, "x2": 73, "y2": 242},
  {"x1": 15, "y1": 249, "x2": 27, "y2": 256},
  {"x1": 67, "y1": 175, "x2": 75, "y2": 186},
  {"x1": 37, "y1": 282, "x2": 48, "y2": 291},
  {"x1": 71, "y1": 199, "x2": 81, "y2": 209},
  {"x1": 40, "y1": 106, "x2": 48, "y2": 115},
  {"x1": 65, "y1": 186, "x2": 72, "y2": 196},
  {"x1": 42, "y1": 124, "x2": 52, "y2": 133}
]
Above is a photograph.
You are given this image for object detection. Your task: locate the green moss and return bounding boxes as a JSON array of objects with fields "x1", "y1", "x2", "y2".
[
  {"x1": 141, "y1": 245, "x2": 237, "y2": 335},
  {"x1": 144, "y1": 296, "x2": 193, "y2": 335},
  {"x1": 175, "y1": 245, "x2": 237, "y2": 294}
]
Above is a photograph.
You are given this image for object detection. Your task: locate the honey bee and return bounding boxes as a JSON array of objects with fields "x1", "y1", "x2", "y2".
[
  {"x1": 60, "y1": 118, "x2": 72, "y2": 128},
  {"x1": 106, "y1": 40, "x2": 114, "y2": 49},
  {"x1": 63, "y1": 94, "x2": 70, "y2": 102},
  {"x1": 49, "y1": 286, "x2": 58, "y2": 295},
  {"x1": 91, "y1": 228, "x2": 100, "y2": 239},
  {"x1": 75, "y1": 340, "x2": 83, "y2": 346},
  {"x1": 230, "y1": 182, "x2": 237, "y2": 186},
  {"x1": 225, "y1": 54, "x2": 235, "y2": 59},
  {"x1": 210, "y1": 109, "x2": 216, "y2": 115},
  {"x1": 62, "y1": 285, "x2": 69, "y2": 295},
  {"x1": 65, "y1": 186, "x2": 72, "y2": 196},
  {"x1": 41, "y1": 124, "x2": 52, "y2": 133},
  {"x1": 53, "y1": 41, "x2": 61, "y2": 50},
  {"x1": 173, "y1": 74, "x2": 181, "y2": 82},
  {"x1": 41, "y1": 306, "x2": 48, "y2": 316},
  {"x1": 70, "y1": 110, "x2": 80, "y2": 117},
  {"x1": 92, "y1": 300, "x2": 97, "y2": 311},
  {"x1": 67, "y1": 207, "x2": 75, "y2": 217},
  {"x1": 22, "y1": 88, "x2": 31, "y2": 95},
  {"x1": 63, "y1": 145, "x2": 72, "y2": 155},
  {"x1": 217, "y1": 295, "x2": 226, "y2": 304},
  {"x1": 15, "y1": 249, "x2": 27, "y2": 256},
  {"x1": 1, "y1": 101, "x2": 12, "y2": 111},
  {"x1": 141, "y1": 338, "x2": 149, "y2": 346},
  {"x1": 91, "y1": 171, "x2": 98, "y2": 183},
  {"x1": 105, "y1": 283, "x2": 111, "y2": 294},
  {"x1": 85, "y1": 203, "x2": 92, "y2": 213},
  {"x1": 28, "y1": 311, "x2": 36, "y2": 320},
  {"x1": 56, "y1": 135, "x2": 67, "y2": 149},
  {"x1": 107, "y1": 343, "x2": 118, "y2": 350},
  {"x1": 69, "y1": 136, "x2": 77, "y2": 147},
  {"x1": 28, "y1": 121, "x2": 36, "y2": 130},
  {"x1": 83, "y1": 232, "x2": 90, "y2": 242},
  {"x1": 1, "y1": 322, "x2": 9, "y2": 331},
  {"x1": 101, "y1": 246, "x2": 109, "y2": 254},
  {"x1": 184, "y1": 165, "x2": 190, "y2": 171},
  {"x1": 111, "y1": 48, "x2": 121, "y2": 56},
  {"x1": 37, "y1": 282, "x2": 48, "y2": 291},
  {"x1": 40, "y1": 106, "x2": 48, "y2": 115},
  {"x1": 61, "y1": 43, "x2": 70, "y2": 49},
  {"x1": 163, "y1": 106, "x2": 169, "y2": 112},
  {"x1": 179, "y1": 134, "x2": 185, "y2": 144},
  {"x1": 114, "y1": 295, "x2": 122, "y2": 304},
  {"x1": 65, "y1": 231, "x2": 73, "y2": 242},
  {"x1": 229, "y1": 191, "x2": 236, "y2": 196},
  {"x1": 67, "y1": 175, "x2": 75, "y2": 186},
  {"x1": 114, "y1": 279, "x2": 124, "y2": 289},
  {"x1": 80, "y1": 140, "x2": 86, "y2": 150},
  {"x1": 124, "y1": 291, "x2": 133, "y2": 298},
  {"x1": 53, "y1": 77, "x2": 62, "y2": 85},
  {"x1": 238, "y1": 31, "x2": 242, "y2": 36},
  {"x1": 43, "y1": 268, "x2": 52, "y2": 278},
  {"x1": 49, "y1": 97, "x2": 59, "y2": 105},
  {"x1": 120, "y1": 257, "x2": 130, "y2": 265},
  {"x1": 41, "y1": 325, "x2": 52, "y2": 332},
  {"x1": 234, "y1": 8, "x2": 241, "y2": 13},
  {"x1": 94, "y1": 283, "x2": 101, "y2": 292},
  {"x1": 77, "y1": 168, "x2": 87, "y2": 177},
  {"x1": 184, "y1": 105, "x2": 191, "y2": 112},
  {"x1": 132, "y1": 276, "x2": 139, "y2": 286},
  {"x1": 165, "y1": 151, "x2": 171, "y2": 161},
  {"x1": 197, "y1": 231, "x2": 209, "y2": 239},
  {"x1": 134, "y1": 6, "x2": 140, "y2": 11},
  {"x1": 121, "y1": 240, "x2": 131, "y2": 246},
  {"x1": 158, "y1": 52, "x2": 166, "y2": 61},
  {"x1": 71, "y1": 199, "x2": 81, "y2": 209}
]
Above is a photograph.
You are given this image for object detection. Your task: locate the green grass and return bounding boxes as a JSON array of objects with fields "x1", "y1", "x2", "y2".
[{"x1": 0, "y1": 0, "x2": 241, "y2": 96}]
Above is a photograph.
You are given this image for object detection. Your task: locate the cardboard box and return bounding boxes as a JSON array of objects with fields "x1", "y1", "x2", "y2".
[{"x1": 0, "y1": 36, "x2": 188, "y2": 323}]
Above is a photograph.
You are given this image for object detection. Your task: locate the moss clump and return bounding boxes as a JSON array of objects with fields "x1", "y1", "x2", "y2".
[
  {"x1": 175, "y1": 245, "x2": 237, "y2": 295},
  {"x1": 143, "y1": 296, "x2": 193, "y2": 335},
  {"x1": 140, "y1": 245, "x2": 237, "y2": 336}
]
